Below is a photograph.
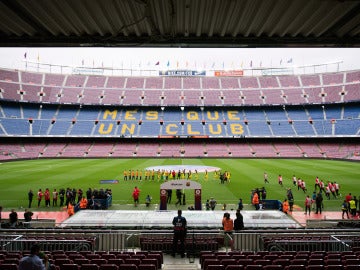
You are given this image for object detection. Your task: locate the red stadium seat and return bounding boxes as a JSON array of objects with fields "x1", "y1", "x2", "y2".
[
  {"x1": 203, "y1": 259, "x2": 220, "y2": 270},
  {"x1": 138, "y1": 265, "x2": 156, "y2": 270},
  {"x1": 101, "y1": 254, "x2": 116, "y2": 260},
  {"x1": 220, "y1": 259, "x2": 237, "y2": 267},
  {"x1": 326, "y1": 266, "x2": 344, "y2": 270},
  {"x1": 124, "y1": 258, "x2": 141, "y2": 266},
  {"x1": 306, "y1": 265, "x2": 324, "y2": 270},
  {"x1": 80, "y1": 264, "x2": 99, "y2": 270},
  {"x1": 73, "y1": 258, "x2": 90, "y2": 265},
  {"x1": 60, "y1": 264, "x2": 80, "y2": 270},
  {"x1": 345, "y1": 266, "x2": 360, "y2": 270},
  {"x1": 118, "y1": 264, "x2": 138, "y2": 270},
  {"x1": 0, "y1": 264, "x2": 18, "y2": 270},
  {"x1": 140, "y1": 258, "x2": 158, "y2": 269},
  {"x1": 91, "y1": 259, "x2": 108, "y2": 266},
  {"x1": 246, "y1": 266, "x2": 263, "y2": 270},
  {"x1": 106, "y1": 259, "x2": 124, "y2": 266},
  {"x1": 98, "y1": 265, "x2": 119, "y2": 270}
]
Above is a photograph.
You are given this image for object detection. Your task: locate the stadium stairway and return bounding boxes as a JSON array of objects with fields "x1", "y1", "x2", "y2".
[{"x1": 162, "y1": 253, "x2": 201, "y2": 269}]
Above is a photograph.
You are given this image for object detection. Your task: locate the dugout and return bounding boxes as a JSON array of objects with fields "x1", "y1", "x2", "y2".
[{"x1": 160, "y1": 180, "x2": 202, "y2": 210}]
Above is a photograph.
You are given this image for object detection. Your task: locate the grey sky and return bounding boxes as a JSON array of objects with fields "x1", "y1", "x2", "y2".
[{"x1": 0, "y1": 47, "x2": 359, "y2": 72}]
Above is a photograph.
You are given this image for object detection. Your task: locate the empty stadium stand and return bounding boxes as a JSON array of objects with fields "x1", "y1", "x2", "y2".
[{"x1": 0, "y1": 67, "x2": 358, "y2": 161}]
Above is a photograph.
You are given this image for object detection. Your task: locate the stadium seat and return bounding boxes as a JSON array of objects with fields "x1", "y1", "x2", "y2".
[
  {"x1": 291, "y1": 259, "x2": 308, "y2": 266},
  {"x1": 3, "y1": 258, "x2": 19, "y2": 264},
  {"x1": 246, "y1": 266, "x2": 263, "y2": 270},
  {"x1": 98, "y1": 264, "x2": 119, "y2": 270},
  {"x1": 80, "y1": 264, "x2": 99, "y2": 270},
  {"x1": 273, "y1": 259, "x2": 291, "y2": 267},
  {"x1": 254, "y1": 259, "x2": 272, "y2": 266},
  {"x1": 345, "y1": 266, "x2": 360, "y2": 270},
  {"x1": 60, "y1": 264, "x2": 80, "y2": 270},
  {"x1": 0, "y1": 264, "x2": 18, "y2": 270},
  {"x1": 326, "y1": 259, "x2": 342, "y2": 265},
  {"x1": 91, "y1": 259, "x2": 108, "y2": 266},
  {"x1": 138, "y1": 264, "x2": 156, "y2": 270},
  {"x1": 100, "y1": 254, "x2": 116, "y2": 261},
  {"x1": 55, "y1": 258, "x2": 74, "y2": 266},
  {"x1": 220, "y1": 259, "x2": 237, "y2": 267},
  {"x1": 203, "y1": 259, "x2": 220, "y2": 270},
  {"x1": 73, "y1": 258, "x2": 90, "y2": 265},
  {"x1": 118, "y1": 264, "x2": 138, "y2": 270},
  {"x1": 124, "y1": 258, "x2": 141, "y2": 266},
  {"x1": 325, "y1": 266, "x2": 344, "y2": 270},
  {"x1": 140, "y1": 258, "x2": 158, "y2": 269},
  {"x1": 237, "y1": 259, "x2": 254, "y2": 266},
  {"x1": 106, "y1": 259, "x2": 124, "y2": 266},
  {"x1": 306, "y1": 265, "x2": 325, "y2": 270},
  {"x1": 308, "y1": 259, "x2": 324, "y2": 265}
]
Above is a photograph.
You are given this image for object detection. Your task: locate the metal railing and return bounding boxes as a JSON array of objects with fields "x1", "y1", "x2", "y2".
[{"x1": 1, "y1": 228, "x2": 360, "y2": 253}]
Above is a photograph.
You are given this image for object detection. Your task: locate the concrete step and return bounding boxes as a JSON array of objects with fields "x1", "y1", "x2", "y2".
[{"x1": 163, "y1": 265, "x2": 199, "y2": 270}]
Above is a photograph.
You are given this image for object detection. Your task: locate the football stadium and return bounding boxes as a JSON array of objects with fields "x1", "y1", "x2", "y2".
[{"x1": 0, "y1": 1, "x2": 360, "y2": 270}]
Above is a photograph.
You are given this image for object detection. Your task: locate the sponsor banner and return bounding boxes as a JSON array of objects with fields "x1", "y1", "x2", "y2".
[
  {"x1": 159, "y1": 70, "x2": 206, "y2": 76},
  {"x1": 261, "y1": 68, "x2": 293, "y2": 75},
  {"x1": 72, "y1": 67, "x2": 104, "y2": 75},
  {"x1": 100, "y1": 180, "x2": 119, "y2": 184},
  {"x1": 214, "y1": 70, "x2": 244, "y2": 77}
]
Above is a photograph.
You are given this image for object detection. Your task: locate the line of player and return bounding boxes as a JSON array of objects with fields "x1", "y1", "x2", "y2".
[{"x1": 123, "y1": 169, "x2": 231, "y2": 182}]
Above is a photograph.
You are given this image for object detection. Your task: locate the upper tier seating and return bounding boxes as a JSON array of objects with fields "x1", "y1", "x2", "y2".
[{"x1": 2, "y1": 68, "x2": 359, "y2": 106}]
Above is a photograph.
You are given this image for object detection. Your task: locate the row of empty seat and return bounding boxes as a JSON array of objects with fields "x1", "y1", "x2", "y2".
[
  {"x1": 1, "y1": 68, "x2": 359, "y2": 88},
  {"x1": 200, "y1": 250, "x2": 360, "y2": 270},
  {"x1": 0, "y1": 142, "x2": 357, "y2": 160},
  {"x1": 1, "y1": 82, "x2": 359, "y2": 106},
  {"x1": 0, "y1": 250, "x2": 162, "y2": 270},
  {"x1": 0, "y1": 68, "x2": 360, "y2": 106},
  {"x1": 0, "y1": 103, "x2": 359, "y2": 137}
]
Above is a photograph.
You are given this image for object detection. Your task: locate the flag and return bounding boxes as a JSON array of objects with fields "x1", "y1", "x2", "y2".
[
  {"x1": 24, "y1": 52, "x2": 27, "y2": 59},
  {"x1": 287, "y1": 58, "x2": 293, "y2": 63},
  {"x1": 37, "y1": 53, "x2": 40, "y2": 62},
  {"x1": 250, "y1": 60, "x2": 252, "y2": 67},
  {"x1": 280, "y1": 59, "x2": 283, "y2": 65},
  {"x1": 166, "y1": 61, "x2": 170, "y2": 67},
  {"x1": 155, "y1": 61, "x2": 160, "y2": 65},
  {"x1": 82, "y1": 59, "x2": 84, "y2": 66}
]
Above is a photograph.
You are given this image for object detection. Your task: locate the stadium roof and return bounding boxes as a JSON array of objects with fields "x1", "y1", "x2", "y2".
[{"x1": 0, "y1": 0, "x2": 360, "y2": 48}]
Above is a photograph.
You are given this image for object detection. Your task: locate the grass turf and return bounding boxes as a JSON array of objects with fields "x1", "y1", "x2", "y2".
[{"x1": 0, "y1": 158, "x2": 359, "y2": 212}]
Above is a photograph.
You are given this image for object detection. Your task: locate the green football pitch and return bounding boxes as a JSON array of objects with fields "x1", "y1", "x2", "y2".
[{"x1": 0, "y1": 158, "x2": 359, "y2": 212}]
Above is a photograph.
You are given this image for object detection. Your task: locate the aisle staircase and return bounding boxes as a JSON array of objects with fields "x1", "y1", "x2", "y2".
[{"x1": 162, "y1": 254, "x2": 200, "y2": 270}]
